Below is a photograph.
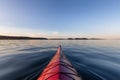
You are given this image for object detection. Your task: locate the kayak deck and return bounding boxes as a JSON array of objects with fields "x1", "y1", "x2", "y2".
[{"x1": 37, "y1": 46, "x2": 81, "y2": 80}]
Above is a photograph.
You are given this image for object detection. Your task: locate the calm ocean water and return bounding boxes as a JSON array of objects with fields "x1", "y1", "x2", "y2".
[{"x1": 0, "y1": 40, "x2": 120, "y2": 80}]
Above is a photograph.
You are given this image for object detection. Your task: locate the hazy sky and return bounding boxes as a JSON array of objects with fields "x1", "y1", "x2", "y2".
[{"x1": 0, "y1": 0, "x2": 120, "y2": 38}]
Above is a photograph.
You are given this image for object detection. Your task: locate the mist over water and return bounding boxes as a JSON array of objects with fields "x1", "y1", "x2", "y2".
[{"x1": 0, "y1": 40, "x2": 120, "y2": 80}]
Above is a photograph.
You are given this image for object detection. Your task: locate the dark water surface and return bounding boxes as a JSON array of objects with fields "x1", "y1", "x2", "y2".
[{"x1": 0, "y1": 40, "x2": 120, "y2": 80}]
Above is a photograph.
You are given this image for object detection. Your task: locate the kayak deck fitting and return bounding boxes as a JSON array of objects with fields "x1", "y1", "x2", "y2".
[{"x1": 37, "y1": 46, "x2": 81, "y2": 80}]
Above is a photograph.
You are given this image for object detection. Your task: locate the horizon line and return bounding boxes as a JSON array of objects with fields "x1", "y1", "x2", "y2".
[{"x1": 0, "y1": 34, "x2": 119, "y2": 40}]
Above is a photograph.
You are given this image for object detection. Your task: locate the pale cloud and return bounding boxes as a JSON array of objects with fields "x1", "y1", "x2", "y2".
[
  {"x1": 26, "y1": 33, "x2": 42, "y2": 37},
  {"x1": 52, "y1": 32, "x2": 59, "y2": 35},
  {"x1": 0, "y1": 26, "x2": 44, "y2": 37},
  {"x1": 1, "y1": 25, "x2": 120, "y2": 39}
]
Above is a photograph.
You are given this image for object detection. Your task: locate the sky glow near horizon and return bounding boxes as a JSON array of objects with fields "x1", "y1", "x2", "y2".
[{"x1": 0, "y1": 0, "x2": 120, "y2": 39}]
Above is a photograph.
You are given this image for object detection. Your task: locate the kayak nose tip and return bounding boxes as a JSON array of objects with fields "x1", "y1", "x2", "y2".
[{"x1": 59, "y1": 45, "x2": 61, "y2": 48}]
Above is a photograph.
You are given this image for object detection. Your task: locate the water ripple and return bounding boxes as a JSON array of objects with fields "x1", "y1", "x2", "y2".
[{"x1": 0, "y1": 40, "x2": 120, "y2": 80}]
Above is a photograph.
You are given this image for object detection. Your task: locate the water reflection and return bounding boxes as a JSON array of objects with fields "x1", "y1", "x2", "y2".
[{"x1": 0, "y1": 40, "x2": 120, "y2": 80}]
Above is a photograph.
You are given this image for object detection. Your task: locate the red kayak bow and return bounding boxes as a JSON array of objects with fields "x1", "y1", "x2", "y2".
[{"x1": 37, "y1": 46, "x2": 81, "y2": 80}]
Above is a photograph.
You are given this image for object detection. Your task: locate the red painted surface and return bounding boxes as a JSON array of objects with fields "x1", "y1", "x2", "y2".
[{"x1": 37, "y1": 46, "x2": 81, "y2": 80}]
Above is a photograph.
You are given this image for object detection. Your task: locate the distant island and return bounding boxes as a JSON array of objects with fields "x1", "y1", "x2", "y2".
[
  {"x1": 47, "y1": 38, "x2": 102, "y2": 40},
  {"x1": 0, "y1": 35, "x2": 102, "y2": 40},
  {"x1": 0, "y1": 35, "x2": 48, "y2": 40},
  {"x1": 67, "y1": 38, "x2": 102, "y2": 40}
]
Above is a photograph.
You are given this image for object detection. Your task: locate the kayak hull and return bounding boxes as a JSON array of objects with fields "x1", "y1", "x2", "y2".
[{"x1": 37, "y1": 46, "x2": 81, "y2": 80}]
